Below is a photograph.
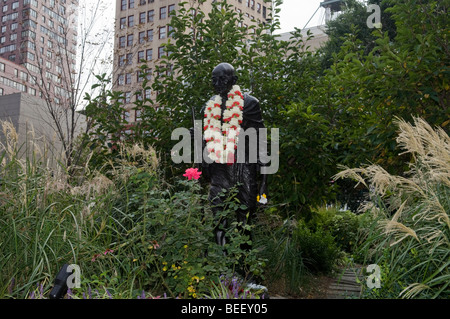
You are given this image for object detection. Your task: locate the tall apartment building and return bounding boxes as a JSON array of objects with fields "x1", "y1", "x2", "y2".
[
  {"x1": 0, "y1": 0, "x2": 79, "y2": 104},
  {"x1": 1, "y1": 0, "x2": 81, "y2": 161},
  {"x1": 113, "y1": 0, "x2": 272, "y2": 124}
]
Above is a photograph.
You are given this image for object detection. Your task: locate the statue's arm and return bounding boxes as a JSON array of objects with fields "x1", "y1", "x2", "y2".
[{"x1": 244, "y1": 96, "x2": 268, "y2": 198}]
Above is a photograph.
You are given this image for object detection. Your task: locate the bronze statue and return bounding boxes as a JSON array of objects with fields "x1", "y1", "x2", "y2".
[{"x1": 200, "y1": 62, "x2": 268, "y2": 250}]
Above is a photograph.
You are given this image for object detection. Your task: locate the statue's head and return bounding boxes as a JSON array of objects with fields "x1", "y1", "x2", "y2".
[{"x1": 211, "y1": 63, "x2": 238, "y2": 96}]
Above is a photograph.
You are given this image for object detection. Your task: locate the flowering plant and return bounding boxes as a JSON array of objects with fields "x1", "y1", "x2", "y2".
[{"x1": 183, "y1": 168, "x2": 202, "y2": 180}]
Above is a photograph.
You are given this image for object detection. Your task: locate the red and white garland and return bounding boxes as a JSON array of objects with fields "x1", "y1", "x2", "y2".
[{"x1": 204, "y1": 85, "x2": 244, "y2": 164}]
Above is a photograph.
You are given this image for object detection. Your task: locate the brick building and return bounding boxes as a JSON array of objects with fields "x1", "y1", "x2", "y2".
[
  {"x1": 113, "y1": 0, "x2": 273, "y2": 124},
  {"x1": 0, "y1": 0, "x2": 79, "y2": 104},
  {"x1": 0, "y1": 0, "x2": 82, "y2": 162}
]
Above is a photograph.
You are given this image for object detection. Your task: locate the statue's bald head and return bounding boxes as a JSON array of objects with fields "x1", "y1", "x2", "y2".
[{"x1": 211, "y1": 63, "x2": 238, "y2": 97}]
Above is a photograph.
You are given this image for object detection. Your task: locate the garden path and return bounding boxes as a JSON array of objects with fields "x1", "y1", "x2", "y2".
[{"x1": 325, "y1": 266, "x2": 363, "y2": 299}]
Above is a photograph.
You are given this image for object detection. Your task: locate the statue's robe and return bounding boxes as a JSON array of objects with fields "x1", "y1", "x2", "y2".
[{"x1": 201, "y1": 94, "x2": 266, "y2": 223}]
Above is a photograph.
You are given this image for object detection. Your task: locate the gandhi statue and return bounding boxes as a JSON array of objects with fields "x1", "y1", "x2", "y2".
[{"x1": 200, "y1": 62, "x2": 268, "y2": 251}]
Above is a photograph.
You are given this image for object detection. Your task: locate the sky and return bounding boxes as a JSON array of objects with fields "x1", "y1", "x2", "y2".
[{"x1": 277, "y1": 0, "x2": 328, "y2": 33}]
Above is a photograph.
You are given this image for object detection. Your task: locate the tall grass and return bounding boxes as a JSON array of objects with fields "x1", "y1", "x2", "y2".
[
  {"x1": 334, "y1": 117, "x2": 449, "y2": 298},
  {"x1": 0, "y1": 121, "x2": 157, "y2": 298},
  {"x1": 0, "y1": 120, "x2": 266, "y2": 299}
]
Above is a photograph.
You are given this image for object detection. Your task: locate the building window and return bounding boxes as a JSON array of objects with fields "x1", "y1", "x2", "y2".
[
  {"x1": 128, "y1": 15, "x2": 134, "y2": 27},
  {"x1": 120, "y1": 17, "x2": 126, "y2": 29},
  {"x1": 119, "y1": 55, "x2": 125, "y2": 66},
  {"x1": 147, "y1": 29, "x2": 153, "y2": 42},
  {"x1": 121, "y1": 0, "x2": 126, "y2": 11},
  {"x1": 127, "y1": 34, "x2": 133, "y2": 46},
  {"x1": 158, "y1": 47, "x2": 165, "y2": 59},
  {"x1": 119, "y1": 36, "x2": 126, "y2": 48},
  {"x1": 159, "y1": 26, "x2": 166, "y2": 39},
  {"x1": 139, "y1": 31, "x2": 145, "y2": 43},
  {"x1": 135, "y1": 109, "x2": 142, "y2": 121},
  {"x1": 137, "y1": 50, "x2": 144, "y2": 62},
  {"x1": 144, "y1": 88, "x2": 151, "y2": 99},
  {"x1": 146, "y1": 48, "x2": 152, "y2": 61},
  {"x1": 125, "y1": 92, "x2": 131, "y2": 103},
  {"x1": 126, "y1": 53, "x2": 133, "y2": 65},
  {"x1": 147, "y1": 9, "x2": 154, "y2": 22},
  {"x1": 139, "y1": 12, "x2": 146, "y2": 24},
  {"x1": 118, "y1": 74, "x2": 124, "y2": 85},
  {"x1": 168, "y1": 4, "x2": 175, "y2": 16},
  {"x1": 160, "y1": 6, "x2": 166, "y2": 20},
  {"x1": 128, "y1": 0, "x2": 134, "y2": 9},
  {"x1": 125, "y1": 73, "x2": 132, "y2": 84}
]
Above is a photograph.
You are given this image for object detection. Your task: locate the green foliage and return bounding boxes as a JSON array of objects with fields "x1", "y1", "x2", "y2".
[
  {"x1": 274, "y1": 102, "x2": 337, "y2": 217},
  {"x1": 259, "y1": 219, "x2": 309, "y2": 294},
  {"x1": 314, "y1": 0, "x2": 449, "y2": 174},
  {"x1": 260, "y1": 216, "x2": 341, "y2": 295},
  {"x1": 0, "y1": 136, "x2": 266, "y2": 298},
  {"x1": 294, "y1": 220, "x2": 341, "y2": 274},
  {"x1": 308, "y1": 207, "x2": 362, "y2": 253}
]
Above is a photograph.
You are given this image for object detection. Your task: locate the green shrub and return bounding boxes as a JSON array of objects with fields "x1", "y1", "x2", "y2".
[
  {"x1": 294, "y1": 221, "x2": 340, "y2": 274},
  {"x1": 324, "y1": 210, "x2": 359, "y2": 253}
]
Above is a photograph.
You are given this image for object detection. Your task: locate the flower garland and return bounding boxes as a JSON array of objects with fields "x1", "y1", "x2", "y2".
[{"x1": 204, "y1": 85, "x2": 244, "y2": 164}]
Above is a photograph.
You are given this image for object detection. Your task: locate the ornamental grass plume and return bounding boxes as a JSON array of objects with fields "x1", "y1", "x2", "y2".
[{"x1": 333, "y1": 117, "x2": 449, "y2": 299}]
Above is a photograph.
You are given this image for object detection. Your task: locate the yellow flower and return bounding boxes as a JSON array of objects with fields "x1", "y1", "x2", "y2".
[
  {"x1": 183, "y1": 245, "x2": 188, "y2": 249},
  {"x1": 162, "y1": 266, "x2": 167, "y2": 271},
  {"x1": 133, "y1": 258, "x2": 138, "y2": 262},
  {"x1": 192, "y1": 293, "x2": 197, "y2": 298},
  {"x1": 192, "y1": 276, "x2": 200, "y2": 283}
]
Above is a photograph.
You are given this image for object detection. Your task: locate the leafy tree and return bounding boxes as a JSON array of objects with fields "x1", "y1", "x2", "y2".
[
  {"x1": 318, "y1": 0, "x2": 397, "y2": 71},
  {"x1": 313, "y1": 0, "x2": 449, "y2": 174}
]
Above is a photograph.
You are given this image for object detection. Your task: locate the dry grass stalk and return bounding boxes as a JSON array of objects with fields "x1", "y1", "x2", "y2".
[{"x1": 333, "y1": 117, "x2": 449, "y2": 251}]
